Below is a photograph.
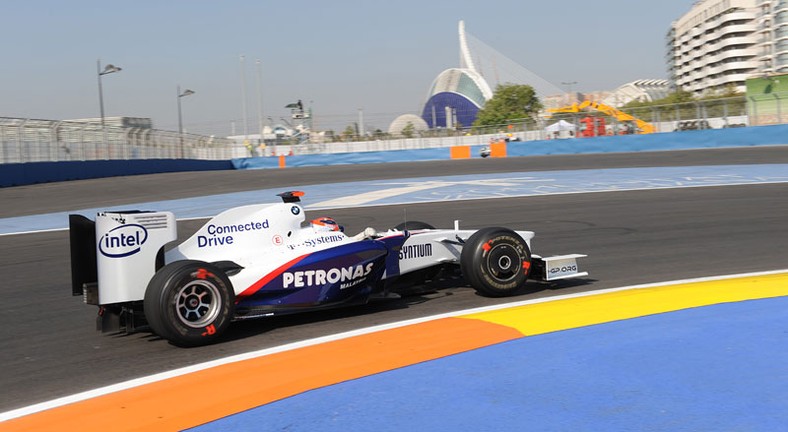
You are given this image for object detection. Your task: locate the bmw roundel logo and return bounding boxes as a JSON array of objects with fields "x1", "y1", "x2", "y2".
[{"x1": 291, "y1": 206, "x2": 301, "y2": 215}]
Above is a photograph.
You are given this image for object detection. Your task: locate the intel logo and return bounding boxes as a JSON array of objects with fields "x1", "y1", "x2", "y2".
[{"x1": 99, "y1": 224, "x2": 148, "y2": 258}]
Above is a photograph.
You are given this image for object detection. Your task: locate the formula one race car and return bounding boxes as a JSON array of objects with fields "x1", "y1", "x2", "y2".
[{"x1": 69, "y1": 191, "x2": 587, "y2": 347}]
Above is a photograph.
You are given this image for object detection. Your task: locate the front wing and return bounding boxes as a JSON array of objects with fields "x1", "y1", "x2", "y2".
[{"x1": 387, "y1": 228, "x2": 587, "y2": 282}]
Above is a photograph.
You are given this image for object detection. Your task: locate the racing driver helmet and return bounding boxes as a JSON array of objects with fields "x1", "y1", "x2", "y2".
[{"x1": 311, "y1": 216, "x2": 341, "y2": 232}]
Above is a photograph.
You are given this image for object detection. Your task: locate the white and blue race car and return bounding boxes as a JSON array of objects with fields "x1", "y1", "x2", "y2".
[{"x1": 69, "y1": 191, "x2": 587, "y2": 347}]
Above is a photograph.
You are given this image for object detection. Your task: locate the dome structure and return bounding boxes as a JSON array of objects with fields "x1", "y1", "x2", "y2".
[
  {"x1": 388, "y1": 114, "x2": 429, "y2": 136},
  {"x1": 421, "y1": 68, "x2": 493, "y2": 129}
]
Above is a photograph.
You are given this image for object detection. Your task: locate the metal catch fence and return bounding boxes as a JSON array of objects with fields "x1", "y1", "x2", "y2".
[
  {"x1": 3, "y1": 93, "x2": 788, "y2": 163},
  {"x1": 0, "y1": 118, "x2": 242, "y2": 164}
]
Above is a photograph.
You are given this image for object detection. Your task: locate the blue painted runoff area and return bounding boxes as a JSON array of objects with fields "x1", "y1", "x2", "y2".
[
  {"x1": 189, "y1": 296, "x2": 788, "y2": 432},
  {"x1": 1, "y1": 164, "x2": 787, "y2": 235}
]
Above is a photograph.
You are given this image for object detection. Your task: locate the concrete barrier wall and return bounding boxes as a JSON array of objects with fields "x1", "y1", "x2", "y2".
[
  {"x1": 3, "y1": 124, "x2": 787, "y2": 187},
  {"x1": 0, "y1": 159, "x2": 233, "y2": 187}
]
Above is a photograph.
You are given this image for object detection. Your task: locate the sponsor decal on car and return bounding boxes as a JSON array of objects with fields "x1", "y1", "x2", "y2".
[
  {"x1": 198, "y1": 219, "x2": 270, "y2": 248},
  {"x1": 282, "y1": 262, "x2": 375, "y2": 289},
  {"x1": 287, "y1": 234, "x2": 346, "y2": 250},
  {"x1": 398, "y1": 243, "x2": 433, "y2": 260},
  {"x1": 548, "y1": 263, "x2": 578, "y2": 277},
  {"x1": 99, "y1": 224, "x2": 148, "y2": 258}
]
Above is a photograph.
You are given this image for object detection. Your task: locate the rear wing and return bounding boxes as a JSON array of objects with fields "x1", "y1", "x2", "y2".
[
  {"x1": 69, "y1": 214, "x2": 98, "y2": 298},
  {"x1": 69, "y1": 211, "x2": 177, "y2": 305}
]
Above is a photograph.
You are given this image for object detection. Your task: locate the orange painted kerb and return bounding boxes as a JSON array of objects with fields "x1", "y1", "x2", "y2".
[
  {"x1": 2, "y1": 317, "x2": 522, "y2": 432},
  {"x1": 7, "y1": 271, "x2": 787, "y2": 431},
  {"x1": 450, "y1": 145, "x2": 471, "y2": 159}
]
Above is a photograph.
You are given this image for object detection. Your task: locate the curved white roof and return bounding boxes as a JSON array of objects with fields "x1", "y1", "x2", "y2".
[
  {"x1": 426, "y1": 68, "x2": 493, "y2": 108},
  {"x1": 387, "y1": 114, "x2": 429, "y2": 135},
  {"x1": 601, "y1": 79, "x2": 671, "y2": 107}
]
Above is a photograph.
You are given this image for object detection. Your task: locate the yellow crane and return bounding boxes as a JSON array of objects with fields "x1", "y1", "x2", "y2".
[{"x1": 548, "y1": 100, "x2": 655, "y2": 134}]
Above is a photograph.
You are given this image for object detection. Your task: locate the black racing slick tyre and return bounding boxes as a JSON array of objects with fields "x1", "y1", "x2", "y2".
[
  {"x1": 144, "y1": 260, "x2": 235, "y2": 347},
  {"x1": 395, "y1": 221, "x2": 435, "y2": 230},
  {"x1": 460, "y1": 227, "x2": 532, "y2": 297}
]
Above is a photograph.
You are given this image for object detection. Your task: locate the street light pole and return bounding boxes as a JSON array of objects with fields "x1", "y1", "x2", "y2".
[
  {"x1": 255, "y1": 59, "x2": 263, "y2": 139},
  {"x1": 239, "y1": 55, "x2": 249, "y2": 138},
  {"x1": 97, "y1": 60, "x2": 122, "y2": 127},
  {"x1": 560, "y1": 81, "x2": 577, "y2": 105},
  {"x1": 177, "y1": 85, "x2": 195, "y2": 158}
]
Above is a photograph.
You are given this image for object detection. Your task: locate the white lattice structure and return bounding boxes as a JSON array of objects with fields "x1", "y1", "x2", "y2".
[
  {"x1": 459, "y1": 21, "x2": 563, "y2": 99},
  {"x1": 601, "y1": 79, "x2": 672, "y2": 107}
]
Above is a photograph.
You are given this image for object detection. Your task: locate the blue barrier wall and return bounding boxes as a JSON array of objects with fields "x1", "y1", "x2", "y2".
[
  {"x1": 3, "y1": 124, "x2": 787, "y2": 187},
  {"x1": 505, "y1": 123, "x2": 788, "y2": 157},
  {"x1": 0, "y1": 159, "x2": 233, "y2": 187},
  {"x1": 233, "y1": 124, "x2": 788, "y2": 170}
]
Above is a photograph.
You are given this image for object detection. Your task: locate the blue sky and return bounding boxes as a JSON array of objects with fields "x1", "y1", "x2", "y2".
[{"x1": 1, "y1": 1, "x2": 694, "y2": 135}]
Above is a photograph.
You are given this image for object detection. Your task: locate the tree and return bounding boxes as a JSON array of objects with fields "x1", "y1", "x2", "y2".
[
  {"x1": 473, "y1": 83, "x2": 543, "y2": 128},
  {"x1": 716, "y1": 83, "x2": 743, "y2": 98},
  {"x1": 621, "y1": 88, "x2": 745, "y2": 120},
  {"x1": 401, "y1": 121, "x2": 415, "y2": 138},
  {"x1": 341, "y1": 125, "x2": 356, "y2": 141}
]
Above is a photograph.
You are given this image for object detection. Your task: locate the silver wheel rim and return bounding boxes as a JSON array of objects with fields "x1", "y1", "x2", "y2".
[
  {"x1": 175, "y1": 280, "x2": 221, "y2": 328},
  {"x1": 487, "y1": 244, "x2": 519, "y2": 282}
]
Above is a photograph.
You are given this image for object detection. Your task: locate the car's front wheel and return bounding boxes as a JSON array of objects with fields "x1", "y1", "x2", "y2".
[
  {"x1": 144, "y1": 260, "x2": 234, "y2": 347},
  {"x1": 460, "y1": 227, "x2": 531, "y2": 297}
]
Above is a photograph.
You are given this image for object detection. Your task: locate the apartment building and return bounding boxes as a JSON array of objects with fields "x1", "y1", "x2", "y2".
[{"x1": 667, "y1": 0, "x2": 788, "y2": 95}]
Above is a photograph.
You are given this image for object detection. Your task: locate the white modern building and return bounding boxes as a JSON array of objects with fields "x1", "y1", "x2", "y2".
[
  {"x1": 666, "y1": 0, "x2": 788, "y2": 95},
  {"x1": 759, "y1": 0, "x2": 788, "y2": 74},
  {"x1": 600, "y1": 79, "x2": 672, "y2": 107}
]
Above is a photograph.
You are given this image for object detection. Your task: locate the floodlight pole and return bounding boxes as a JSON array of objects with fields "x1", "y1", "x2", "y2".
[
  {"x1": 240, "y1": 55, "x2": 249, "y2": 138},
  {"x1": 97, "y1": 59, "x2": 121, "y2": 156},
  {"x1": 97, "y1": 61, "x2": 106, "y2": 128},
  {"x1": 177, "y1": 85, "x2": 195, "y2": 158},
  {"x1": 97, "y1": 60, "x2": 123, "y2": 125},
  {"x1": 561, "y1": 81, "x2": 577, "y2": 105},
  {"x1": 255, "y1": 59, "x2": 263, "y2": 139}
]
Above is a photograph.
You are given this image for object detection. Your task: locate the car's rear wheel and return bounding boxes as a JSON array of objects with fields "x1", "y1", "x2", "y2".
[
  {"x1": 144, "y1": 260, "x2": 234, "y2": 347},
  {"x1": 460, "y1": 227, "x2": 531, "y2": 297}
]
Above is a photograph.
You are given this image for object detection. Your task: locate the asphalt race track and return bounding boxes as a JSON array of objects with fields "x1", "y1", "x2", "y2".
[{"x1": 1, "y1": 147, "x2": 787, "y2": 413}]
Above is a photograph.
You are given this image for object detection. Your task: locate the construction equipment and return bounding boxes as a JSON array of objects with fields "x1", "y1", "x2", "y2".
[
  {"x1": 578, "y1": 116, "x2": 606, "y2": 138},
  {"x1": 549, "y1": 101, "x2": 655, "y2": 134}
]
